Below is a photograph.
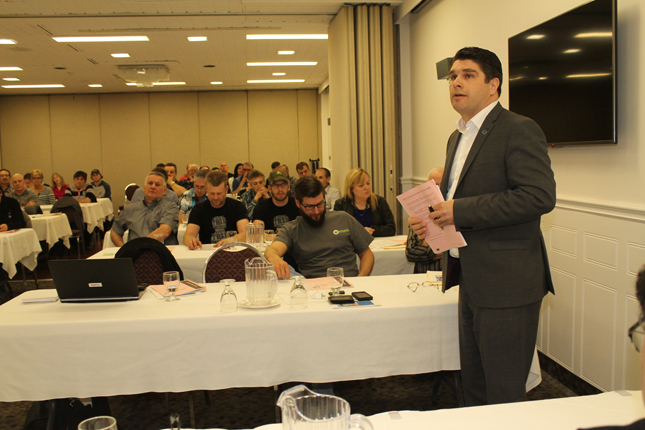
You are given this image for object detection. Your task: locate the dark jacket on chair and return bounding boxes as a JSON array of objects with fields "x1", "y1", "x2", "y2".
[
  {"x1": 115, "y1": 237, "x2": 183, "y2": 284},
  {"x1": 333, "y1": 195, "x2": 396, "y2": 237},
  {"x1": 51, "y1": 196, "x2": 84, "y2": 233}
]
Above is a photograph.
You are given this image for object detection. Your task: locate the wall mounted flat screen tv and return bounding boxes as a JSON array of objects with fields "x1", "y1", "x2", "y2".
[{"x1": 508, "y1": 0, "x2": 617, "y2": 147}]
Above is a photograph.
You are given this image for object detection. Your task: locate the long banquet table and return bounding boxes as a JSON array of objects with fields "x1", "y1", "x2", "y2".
[
  {"x1": 0, "y1": 228, "x2": 42, "y2": 278},
  {"x1": 0, "y1": 273, "x2": 460, "y2": 402},
  {"x1": 28, "y1": 213, "x2": 73, "y2": 248}
]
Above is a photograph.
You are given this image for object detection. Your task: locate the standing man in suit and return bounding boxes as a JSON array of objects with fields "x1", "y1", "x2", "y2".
[{"x1": 410, "y1": 47, "x2": 556, "y2": 406}]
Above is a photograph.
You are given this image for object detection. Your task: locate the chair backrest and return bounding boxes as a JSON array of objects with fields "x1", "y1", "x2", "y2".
[
  {"x1": 203, "y1": 242, "x2": 265, "y2": 283},
  {"x1": 24, "y1": 205, "x2": 43, "y2": 215},
  {"x1": 58, "y1": 206, "x2": 81, "y2": 233},
  {"x1": 125, "y1": 183, "x2": 140, "y2": 202},
  {"x1": 115, "y1": 237, "x2": 183, "y2": 284}
]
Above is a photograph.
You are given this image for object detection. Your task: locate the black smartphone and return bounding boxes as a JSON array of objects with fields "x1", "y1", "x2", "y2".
[
  {"x1": 352, "y1": 291, "x2": 373, "y2": 301},
  {"x1": 329, "y1": 295, "x2": 355, "y2": 304}
]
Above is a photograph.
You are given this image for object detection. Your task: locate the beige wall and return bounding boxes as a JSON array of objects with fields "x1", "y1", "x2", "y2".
[{"x1": 0, "y1": 89, "x2": 320, "y2": 211}]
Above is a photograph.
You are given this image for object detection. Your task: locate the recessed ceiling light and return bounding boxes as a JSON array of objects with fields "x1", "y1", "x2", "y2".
[
  {"x1": 248, "y1": 80, "x2": 305, "y2": 83},
  {"x1": 111, "y1": 53, "x2": 130, "y2": 58},
  {"x1": 0, "y1": 39, "x2": 17, "y2": 45},
  {"x1": 2, "y1": 78, "x2": 19, "y2": 81},
  {"x1": 527, "y1": 35, "x2": 545, "y2": 40},
  {"x1": 278, "y1": 51, "x2": 295, "y2": 55},
  {"x1": 211, "y1": 82, "x2": 223, "y2": 85},
  {"x1": 188, "y1": 36, "x2": 207, "y2": 42},
  {"x1": 247, "y1": 62, "x2": 316, "y2": 67},
  {"x1": 247, "y1": 34, "x2": 328, "y2": 40},
  {"x1": 273, "y1": 73, "x2": 286, "y2": 76},
  {"x1": 564, "y1": 49, "x2": 581, "y2": 54},
  {"x1": 2, "y1": 84, "x2": 65, "y2": 89},
  {"x1": 88, "y1": 84, "x2": 103, "y2": 88},
  {"x1": 53, "y1": 36, "x2": 149, "y2": 42},
  {"x1": 575, "y1": 32, "x2": 612, "y2": 38},
  {"x1": 539, "y1": 77, "x2": 548, "y2": 80},
  {"x1": 126, "y1": 82, "x2": 186, "y2": 86},
  {"x1": 566, "y1": 73, "x2": 612, "y2": 78},
  {"x1": 0, "y1": 67, "x2": 23, "y2": 71}
]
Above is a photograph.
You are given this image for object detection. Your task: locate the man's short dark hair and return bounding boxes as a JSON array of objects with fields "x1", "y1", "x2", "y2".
[
  {"x1": 317, "y1": 167, "x2": 331, "y2": 178},
  {"x1": 165, "y1": 162, "x2": 178, "y2": 172},
  {"x1": 296, "y1": 162, "x2": 310, "y2": 171},
  {"x1": 0, "y1": 169, "x2": 10, "y2": 176},
  {"x1": 451, "y1": 47, "x2": 503, "y2": 96},
  {"x1": 146, "y1": 171, "x2": 167, "y2": 186},
  {"x1": 73, "y1": 171, "x2": 87, "y2": 180},
  {"x1": 247, "y1": 169, "x2": 265, "y2": 182},
  {"x1": 271, "y1": 161, "x2": 281, "y2": 169},
  {"x1": 155, "y1": 163, "x2": 166, "y2": 169},
  {"x1": 23, "y1": 172, "x2": 32, "y2": 180},
  {"x1": 295, "y1": 176, "x2": 324, "y2": 203},
  {"x1": 207, "y1": 170, "x2": 228, "y2": 188},
  {"x1": 151, "y1": 167, "x2": 168, "y2": 180},
  {"x1": 194, "y1": 169, "x2": 208, "y2": 181}
]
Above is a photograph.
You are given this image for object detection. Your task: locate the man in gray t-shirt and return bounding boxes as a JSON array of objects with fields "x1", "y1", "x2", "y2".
[{"x1": 265, "y1": 176, "x2": 374, "y2": 279}]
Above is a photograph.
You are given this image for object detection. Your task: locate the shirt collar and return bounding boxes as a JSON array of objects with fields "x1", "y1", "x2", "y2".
[{"x1": 455, "y1": 100, "x2": 499, "y2": 134}]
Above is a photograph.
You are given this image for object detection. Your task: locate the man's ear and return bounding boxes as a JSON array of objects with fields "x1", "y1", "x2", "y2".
[
  {"x1": 490, "y1": 77, "x2": 500, "y2": 95},
  {"x1": 295, "y1": 200, "x2": 301, "y2": 209}
]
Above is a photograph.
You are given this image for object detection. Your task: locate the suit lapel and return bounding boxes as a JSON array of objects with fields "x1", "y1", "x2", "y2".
[
  {"x1": 441, "y1": 130, "x2": 461, "y2": 197},
  {"x1": 456, "y1": 103, "x2": 504, "y2": 187}
]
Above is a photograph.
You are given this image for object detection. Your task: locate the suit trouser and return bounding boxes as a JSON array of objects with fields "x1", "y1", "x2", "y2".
[{"x1": 458, "y1": 285, "x2": 542, "y2": 406}]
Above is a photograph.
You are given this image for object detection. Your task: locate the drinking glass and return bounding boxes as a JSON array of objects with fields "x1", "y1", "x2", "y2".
[
  {"x1": 327, "y1": 267, "x2": 344, "y2": 296},
  {"x1": 78, "y1": 416, "x2": 117, "y2": 430},
  {"x1": 226, "y1": 230, "x2": 237, "y2": 243},
  {"x1": 163, "y1": 271, "x2": 181, "y2": 302},
  {"x1": 220, "y1": 279, "x2": 238, "y2": 313},
  {"x1": 264, "y1": 229, "x2": 276, "y2": 246},
  {"x1": 181, "y1": 210, "x2": 189, "y2": 228}
]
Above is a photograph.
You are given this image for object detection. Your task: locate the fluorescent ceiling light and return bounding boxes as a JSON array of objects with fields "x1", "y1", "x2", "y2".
[
  {"x1": 247, "y1": 62, "x2": 316, "y2": 66},
  {"x1": 0, "y1": 67, "x2": 23, "y2": 71},
  {"x1": 539, "y1": 77, "x2": 548, "y2": 80},
  {"x1": 247, "y1": 34, "x2": 327, "y2": 40},
  {"x1": 126, "y1": 81, "x2": 186, "y2": 86},
  {"x1": 2, "y1": 84, "x2": 64, "y2": 89},
  {"x1": 111, "y1": 53, "x2": 130, "y2": 58},
  {"x1": 188, "y1": 36, "x2": 207, "y2": 42},
  {"x1": 53, "y1": 36, "x2": 149, "y2": 42},
  {"x1": 2, "y1": 78, "x2": 19, "y2": 81},
  {"x1": 211, "y1": 81, "x2": 223, "y2": 85},
  {"x1": 564, "y1": 49, "x2": 581, "y2": 54},
  {"x1": 0, "y1": 39, "x2": 17, "y2": 45},
  {"x1": 88, "y1": 84, "x2": 103, "y2": 87},
  {"x1": 509, "y1": 76, "x2": 523, "y2": 81},
  {"x1": 566, "y1": 73, "x2": 611, "y2": 78},
  {"x1": 527, "y1": 35, "x2": 545, "y2": 39},
  {"x1": 273, "y1": 73, "x2": 286, "y2": 76},
  {"x1": 248, "y1": 79, "x2": 305, "y2": 83},
  {"x1": 278, "y1": 51, "x2": 295, "y2": 55},
  {"x1": 575, "y1": 32, "x2": 612, "y2": 38}
]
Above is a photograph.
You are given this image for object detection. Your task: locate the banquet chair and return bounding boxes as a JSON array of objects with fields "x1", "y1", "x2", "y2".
[
  {"x1": 24, "y1": 204, "x2": 43, "y2": 215},
  {"x1": 51, "y1": 198, "x2": 85, "y2": 259},
  {"x1": 115, "y1": 237, "x2": 183, "y2": 285},
  {"x1": 118, "y1": 183, "x2": 140, "y2": 217},
  {"x1": 203, "y1": 242, "x2": 265, "y2": 283}
]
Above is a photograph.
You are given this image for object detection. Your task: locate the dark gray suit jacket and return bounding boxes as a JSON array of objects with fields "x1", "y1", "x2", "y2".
[{"x1": 440, "y1": 103, "x2": 556, "y2": 308}]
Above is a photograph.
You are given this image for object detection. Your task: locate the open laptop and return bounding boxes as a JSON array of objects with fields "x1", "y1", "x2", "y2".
[{"x1": 49, "y1": 258, "x2": 145, "y2": 302}]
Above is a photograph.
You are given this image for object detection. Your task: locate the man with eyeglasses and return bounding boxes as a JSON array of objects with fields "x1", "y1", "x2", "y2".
[
  {"x1": 0, "y1": 169, "x2": 13, "y2": 196},
  {"x1": 241, "y1": 169, "x2": 270, "y2": 219},
  {"x1": 265, "y1": 176, "x2": 374, "y2": 279},
  {"x1": 178, "y1": 169, "x2": 209, "y2": 224}
]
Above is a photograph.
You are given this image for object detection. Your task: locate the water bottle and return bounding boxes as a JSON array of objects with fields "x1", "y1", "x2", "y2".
[{"x1": 290, "y1": 276, "x2": 308, "y2": 310}]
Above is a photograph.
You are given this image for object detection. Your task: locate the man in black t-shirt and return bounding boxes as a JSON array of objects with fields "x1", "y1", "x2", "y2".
[
  {"x1": 252, "y1": 169, "x2": 299, "y2": 231},
  {"x1": 183, "y1": 170, "x2": 249, "y2": 250}
]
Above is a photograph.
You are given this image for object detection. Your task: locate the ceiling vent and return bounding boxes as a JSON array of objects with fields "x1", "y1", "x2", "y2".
[{"x1": 118, "y1": 64, "x2": 169, "y2": 87}]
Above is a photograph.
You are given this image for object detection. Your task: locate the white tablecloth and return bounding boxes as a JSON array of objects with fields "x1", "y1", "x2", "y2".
[
  {"x1": 369, "y1": 235, "x2": 413, "y2": 276},
  {"x1": 102, "y1": 224, "x2": 187, "y2": 249},
  {"x1": 97, "y1": 198, "x2": 114, "y2": 221},
  {"x1": 0, "y1": 228, "x2": 42, "y2": 278},
  {"x1": 41, "y1": 199, "x2": 113, "y2": 231},
  {"x1": 0, "y1": 273, "x2": 460, "y2": 401},
  {"x1": 28, "y1": 213, "x2": 73, "y2": 248}
]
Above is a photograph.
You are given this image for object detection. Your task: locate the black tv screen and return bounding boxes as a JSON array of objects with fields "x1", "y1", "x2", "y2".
[{"x1": 508, "y1": 0, "x2": 616, "y2": 146}]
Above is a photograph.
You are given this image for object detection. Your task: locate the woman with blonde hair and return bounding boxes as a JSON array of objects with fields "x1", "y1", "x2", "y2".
[
  {"x1": 31, "y1": 169, "x2": 56, "y2": 205},
  {"x1": 51, "y1": 171, "x2": 69, "y2": 200},
  {"x1": 334, "y1": 167, "x2": 396, "y2": 237}
]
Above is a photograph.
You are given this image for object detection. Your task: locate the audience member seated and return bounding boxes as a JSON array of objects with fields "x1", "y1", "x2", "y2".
[
  {"x1": 219, "y1": 162, "x2": 234, "y2": 179},
  {"x1": 164, "y1": 163, "x2": 188, "y2": 196},
  {"x1": 51, "y1": 172, "x2": 69, "y2": 199},
  {"x1": 405, "y1": 168, "x2": 444, "y2": 273},
  {"x1": 252, "y1": 170, "x2": 299, "y2": 231},
  {"x1": 278, "y1": 164, "x2": 298, "y2": 198},
  {"x1": 0, "y1": 169, "x2": 13, "y2": 196},
  {"x1": 23, "y1": 172, "x2": 32, "y2": 189},
  {"x1": 9, "y1": 174, "x2": 37, "y2": 208},
  {"x1": 271, "y1": 161, "x2": 281, "y2": 170},
  {"x1": 314, "y1": 168, "x2": 341, "y2": 211},
  {"x1": 265, "y1": 176, "x2": 374, "y2": 279},
  {"x1": 334, "y1": 168, "x2": 396, "y2": 237},
  {"x1": 65, "y1": 171, "x2": 97, "y2": 203},
  {"x1": 110, "y1": 171, "x2": 178, "y2": 246},
  {"x1": 183, "y1": 171, "x2": 249, "y2": 250},
  {"x1": 131, "y1": 168, "x2": 180, "y2": 207},
  {"x1": 178, "y1": 163, "x2": 198, "y2": 183},
  {"x1": 229, "y1": 163, "x2": 243, "y2": 192},
  {"x1": 296, "y1": 161, "x2": 311, "y2": 178},
  {"x1": 30, "y1": 169, "x2": 56, "y2": 205},
  {"x1": 242, "y1": 169, "x2": 270, "y2": 219},
  {"x1": 199, "y1": 165, "x2": 210, "y2": 171},
  {"x1": 179, "y1": 169, "x2": 208, "y2": 223},
  {"x1": 0, "y1": 191, "x2": 26, "y2": 232},
  {"x1": 231, "y1": 161, "x2": 253, "y2": 196},
  {"x1": 90, "y1": 169, "x2": 111, "y2": 199}
]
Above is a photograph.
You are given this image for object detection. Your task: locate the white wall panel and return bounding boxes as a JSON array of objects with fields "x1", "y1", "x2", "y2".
[
  {"x1": 584, "y1": 233, "x2": 619, "y2": 270},
  {"x1": 550, "y1": 226, "x2": 577, "y2": 258},
  {"x1": 627, "y1": 243, "x2": 645, "y2": 276}
]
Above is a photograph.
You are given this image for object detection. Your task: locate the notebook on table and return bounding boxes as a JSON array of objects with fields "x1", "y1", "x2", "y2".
[{"x1": 49, "y1": 258, "x2": 145, "y2": 302}]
